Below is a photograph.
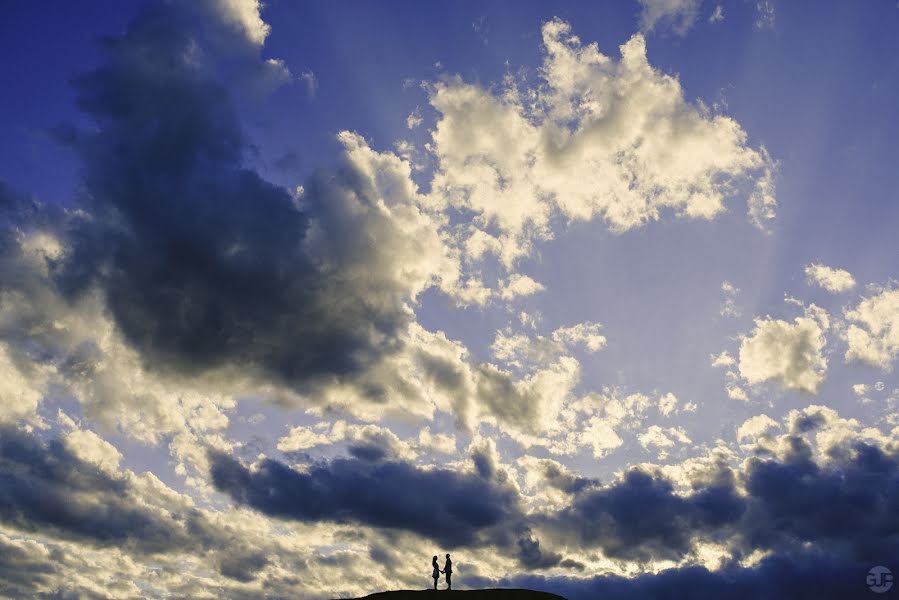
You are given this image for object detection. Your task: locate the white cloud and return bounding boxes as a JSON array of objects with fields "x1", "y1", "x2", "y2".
[
  {"x1": 552, "y1": 322, "x2": 607, "y2": 352},
  {"x1": 499, "y1": 274, "x2": 545, "y2": 301},
  {"x1": 709, "y1": 5, "x2": 725, "y2": 23},
  {"x1": 637, "y1": 0, "x2": 702, "y2": 35},
  {"x1": 736, "y1": 414, "x2": 780, "y2": 443},
  {"x1": 582, "y1": 416, "x2": 625, "y2": 458},
  {"x1": 804, "y1": 263, "x2": 856, "y2": 293},
  {"x1": 726, "y1": 381, "x2": 748, "y2": 401},
  {"x1": 427, "y1": 19, "x2": 777, "y2": 271},
  {"x1": 406, "y1": 107, "x2": 423, "y2": 129},
  {"x1": 207, "y1": 0, "x2": 270, "y2": 45},
  {"x1": 417, "y1": 427, "x2": 458, "y2": 455},
  {"x1": 737, "y1": 304, "x2": 829, "y2": 394},
  {"x1": 0, "y1": 342, "x2": 46, "y2": 423},
  {"x1": 638, "y1": 425, "x2": 691, "y2": 458},
  {"x1": 658, "y1": 392, "x2": 679, "y2": 416},
  {"x1": 720, "y1": 280, "x2": 741, "y2": 317},
  {"x1": 843, "y1": 287, "x2": 899, "y2": 370},
  {"x1": 711, "y1": 350, "x2": 736, "y2": 368},
  {"x1": 59, "y1": 412, "x2": 124, "y2": 475}
]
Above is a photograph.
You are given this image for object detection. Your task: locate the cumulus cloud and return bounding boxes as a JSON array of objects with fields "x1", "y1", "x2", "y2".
[
  {"x1": 736, "y1": 414, "x2": 780, "y2": 444},
  {"x1": 552, "y1": 322, "x2": 607, "y2": 353},
  {"x1": 843, "y1": 286, "x2": 899, "y2": 370},
  {"x1": 277, "y1": 420, "x2": 417, "y2": 462},
  {"x1": 804, "y1": 263, "x2": 856, "y2": 293},
  {"x1": 38, "y1": 0, "x2": 469, "y2": 426},
  {"x1": 427, "y1": 18, "x2": 777, "y2": 272},
  {"x1": 638, "y1": 425, "x2": 692, "y2": 458},
  {"x1": 737, "y1": 304, "x2": 830, "y2": 394},
  {"x1": 499, "y1": 274, "x2": 546, "y2": 301},
  {"x1": 710, "y1": 350, "x2": 735, "y2": 368},
  {"x1": 657, "y1": 392, "x2": 679, "y2": 417},
  {"x1": 637, "y1": 0, "x2": 702, "y2": 35}
]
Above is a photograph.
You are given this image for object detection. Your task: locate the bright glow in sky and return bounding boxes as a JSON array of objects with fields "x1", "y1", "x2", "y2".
[{"x1": 1, "y1": 1, "x2": 898, "y2": 598}]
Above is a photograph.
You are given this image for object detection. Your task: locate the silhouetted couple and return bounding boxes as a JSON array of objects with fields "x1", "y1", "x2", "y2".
[{"x1": 431, "y1": 554, "x2": 452, "y2": 590}]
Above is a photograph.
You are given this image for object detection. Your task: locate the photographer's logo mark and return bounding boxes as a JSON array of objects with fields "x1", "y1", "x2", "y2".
[{"x1": 868, "y1": 566, "x2": 893, "y2": 594}]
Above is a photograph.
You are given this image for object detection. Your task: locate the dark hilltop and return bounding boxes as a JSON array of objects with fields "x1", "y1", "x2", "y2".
[{"x1": 343, "y1": 590, "x2": 567, "y2": 600}]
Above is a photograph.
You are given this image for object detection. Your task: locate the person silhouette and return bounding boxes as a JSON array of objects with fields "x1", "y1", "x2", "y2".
[
  {"x1": 443, "y1": 554, "x2": 453, "y2": 590},
  {"x1": 432, "y1": 555, "x2": 441, "y2": 590}
]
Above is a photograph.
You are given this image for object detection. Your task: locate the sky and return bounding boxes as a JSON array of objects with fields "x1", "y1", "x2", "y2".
[{"x1": 1, "y1": 0, "x2": 898, "y2": 598}]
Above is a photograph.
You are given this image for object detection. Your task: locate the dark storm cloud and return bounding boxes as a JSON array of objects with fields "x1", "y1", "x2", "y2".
[
  {"x1": 491, "y1": 554, "x2": 871, "y2": 600},
  {"x1": 739, "y1": 436, "x2": 899, "y2": 562},
  {"x1": 55, "y1": 1, "x2": 416, "y2": 394},
  {"x1": 209, "y1": 451, "x2": 523, "y2": 548},
  {"x1": 0, "y1": 426, "x2": 188, "y2": 552},
  {"x1": 0, "y1": 426, "x2": 275, "y2": 583},
  {"x1": 530, "y1": 458, "x2": 599, "y2": 495},
  {"x1": 516, "y1": 531, "x2": 563, "y2": 570},
  {"x1": 528, "y1": 436, "x2": 899, "y2": 596},
  {"x1": 0, "y1": 535, "x2": 58, "y2": 598},
  {"x1": 547, "y1": 467, "x2": 744, "y2": 562}
]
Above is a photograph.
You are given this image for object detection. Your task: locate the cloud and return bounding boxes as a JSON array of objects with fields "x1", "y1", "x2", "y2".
[
  {"x1": 491, "y1": 321, "x2": 605, "y2": 371},
  {"x1": 0, "y1": 425, "x2": 193, "y2": 554},
  {"x1": 843, "y1": 286, "x2": 899, "y2": 370},
  {"x1": 490, "y1": 555, "x2": 873, "y2": 600},
  {"x1": 406, "y1": 107, "x2": 423, "y2": 129},
  {"x1": 277, "y1": 420, "x2": 417, "y2": 462},
  {"x1": 499, "y1": 274, "x2": 546, "y2": 301},
  {"x1": 638, "y1": 425, "x2": 692, "y2": 458},
  {"x1": 299, "y1": 69, "x2": 318, "y2": 97},
  {"x1": 428, "y1": 18, "x2": 777, "y2": 271},
  {"x1": 552, "y1": 322, "x2": 607, "y2": 353},
  {"x1": 204, "y1": 0, "x2": 270, "y2": 46},
  {"x1": 637, "y1": 0, "x2": 702, "y2": 35},
  {"x1": 531, "y1": 416, "x2": 899, "y2": 590},
  {"x1": 737, "y1": 304, "x2": 829, "y2": 393},
  {"x1": 719, "y1": 280, "x2": 741, "y2": 318},
  {"x1": 710, "y1": 350, "x2": 735, "y2": 368},
  {"x1": 755, "y1": 0, "x2": 776, "y2": 29},
  {"x1": 49, "y1": 1, "x2": 461, "y2": 414},
  {"x1": 804, "y1": 263, "x2": 856, "y2": 293},
  {"x1": 736, "y1": 414, "x2": 780, "y2": 445},
  {"x1": 657, "y1": 392, "x2": 679, "y2": 417},
  {"x1": 209, "y1": 451, "x2": 524, "y2": 548},
  {"x1": 708, "y1": 5, "x2": 725, "y2": 23},
  {"x1": 545, "y1": 467, "x2": 743, "y2": 563}
]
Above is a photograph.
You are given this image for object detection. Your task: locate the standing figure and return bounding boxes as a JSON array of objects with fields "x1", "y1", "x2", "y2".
[
  {"x1": 443, "y1": 554, "x2": 453, "y2": 590},
  {"x1": 432, "y1": 556, "x2": 441, "y2": 590}
]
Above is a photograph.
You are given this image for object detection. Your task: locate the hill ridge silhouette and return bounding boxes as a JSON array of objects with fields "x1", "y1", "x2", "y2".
[{"x1": 342, "y1": 589, "x2": 567, "y2": 600}]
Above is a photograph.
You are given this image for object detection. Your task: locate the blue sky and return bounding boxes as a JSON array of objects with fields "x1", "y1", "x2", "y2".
[{"x1": 1, "y1": 1, "x2": 899, "y2": 598}]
